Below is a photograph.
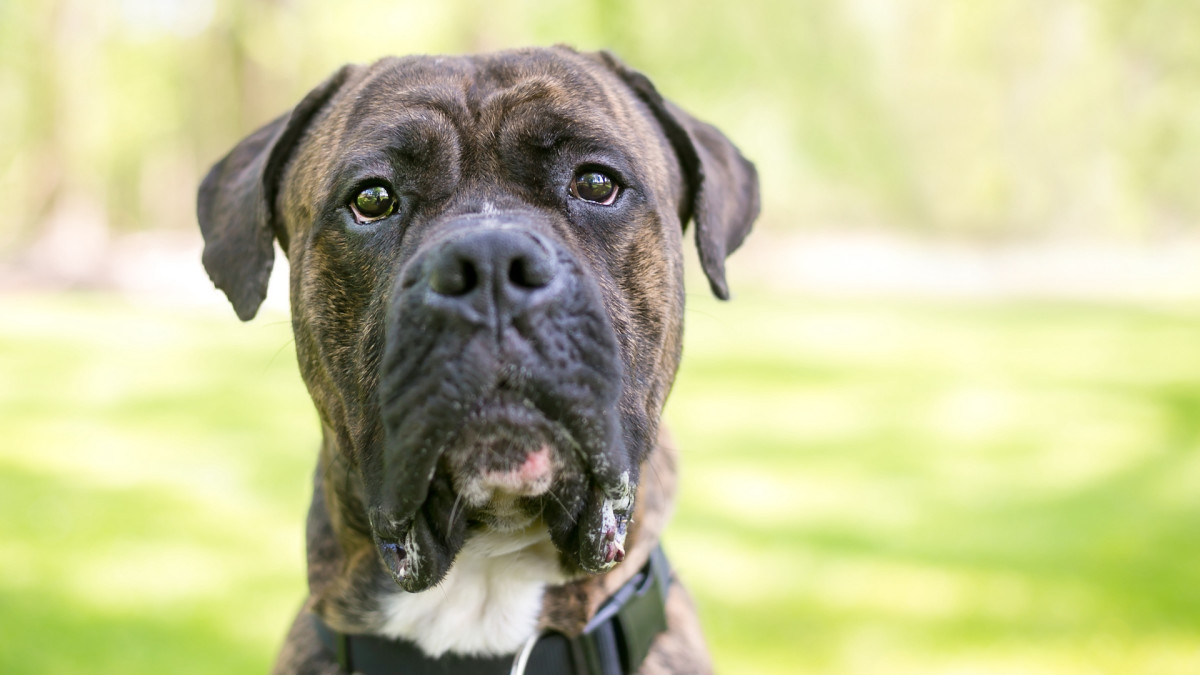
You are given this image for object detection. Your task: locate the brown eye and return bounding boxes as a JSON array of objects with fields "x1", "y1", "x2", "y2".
[
  {"x1": 350, "y1": 185, "x2": 396, "y2": 223},
  {"x1": 571, "y1": 170, "x2": 619, "y2": 205}
]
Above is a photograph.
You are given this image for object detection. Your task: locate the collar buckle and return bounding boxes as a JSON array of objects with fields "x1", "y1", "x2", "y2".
[{"x1": 509, "y1": 630, "x2": 542, "y2": 675}]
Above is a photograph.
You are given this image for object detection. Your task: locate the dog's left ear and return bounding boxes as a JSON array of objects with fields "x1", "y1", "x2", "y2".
[
  {"x1": 599, "y1": 51, "x2": 761, "y2": 299},
  {"x1": 197, "y1": 66, "x2": 355, "y2": 320}
]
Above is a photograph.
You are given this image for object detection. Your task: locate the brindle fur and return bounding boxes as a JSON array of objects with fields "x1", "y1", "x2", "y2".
[{"x1": 197, "y1": 46, "x2": 758, "y2": 675}]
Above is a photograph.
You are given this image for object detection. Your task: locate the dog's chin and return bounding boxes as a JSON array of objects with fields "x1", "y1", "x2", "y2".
[
  {"x1": 373, "y1": 392, "x2": 636, "y2": 592},
  {"x1": 474, "y1": 510, "x2": 539, "y2": 534},
  {"x1": 466, "y1": 489, "x2": 545, "y2": 532}
]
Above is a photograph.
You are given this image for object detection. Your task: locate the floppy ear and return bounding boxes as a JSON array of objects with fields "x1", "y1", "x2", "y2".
[
  {"x1": 197, "y1": 66, "x2": 354, "y2": 320},
  {"x1": 600, "y1": 52, "x2": 760, "y2": 299}
]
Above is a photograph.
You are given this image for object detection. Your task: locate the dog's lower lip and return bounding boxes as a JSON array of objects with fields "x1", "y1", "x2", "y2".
[
  {"x1": 379, "y1": 540, "x2": 410, "y2": 581},
  {"x1": 604, "y1": 541, "x2": 625, "y2": 564}
]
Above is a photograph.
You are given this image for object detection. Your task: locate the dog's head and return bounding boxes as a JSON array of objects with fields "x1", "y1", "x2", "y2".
[{"x1": 197, "y1": 47, "x2": 757, "y2": 592}]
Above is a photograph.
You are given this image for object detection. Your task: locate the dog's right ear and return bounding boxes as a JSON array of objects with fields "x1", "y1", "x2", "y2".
[{"x1": 197, "y1": 66, "x2": 354, "y2": 321}]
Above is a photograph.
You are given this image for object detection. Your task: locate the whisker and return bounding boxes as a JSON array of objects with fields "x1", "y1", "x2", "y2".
[
  {"x1": 545, "y1": 487, "x2": 575, "y2": 525},
  {"x1": 645, "y1": 452, "x2": 666, "y2": 496},
  {"x1": 261, "y1": 338, "x2": 296, "y2": 375},
  {"x1": 447, "y1": 492, "x2": 466, "y2": 532}
]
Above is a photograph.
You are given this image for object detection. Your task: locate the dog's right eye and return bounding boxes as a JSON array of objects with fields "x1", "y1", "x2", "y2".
[{"x1": 350, "y1": 186, "x2": 397, "y2": 223}]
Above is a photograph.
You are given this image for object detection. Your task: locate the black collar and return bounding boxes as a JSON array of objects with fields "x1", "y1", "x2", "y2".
[{"x1": 312, "y1": 546, "x2": 673, "y2": 675}]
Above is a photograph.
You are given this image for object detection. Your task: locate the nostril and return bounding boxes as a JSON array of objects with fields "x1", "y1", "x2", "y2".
[
  {"x1": 508, "y1": 258, "x2": 531, "y2": 289},
  {"x1": 430, "y1": 257, "x2": 478, "y2": 296},
  {"x1": 508, "y1": 254, "x2": 553, "y2": 290}
]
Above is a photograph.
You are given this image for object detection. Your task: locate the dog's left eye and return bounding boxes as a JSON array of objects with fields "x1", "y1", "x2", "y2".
[
  {"x1": 571, "y1": 170, "x2": 619, "y2": 205},
  {"x1": 350, "y1": 186, "x2": 397, "y2": 223}
]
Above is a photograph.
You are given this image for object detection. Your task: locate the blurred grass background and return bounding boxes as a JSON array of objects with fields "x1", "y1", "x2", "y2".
[
  {"x1": 4, "y1": 0, "x2": 1200, "y2": 673},
  {"x1": 5, "y1": 290, "x2": 1200, "y2": 674}
]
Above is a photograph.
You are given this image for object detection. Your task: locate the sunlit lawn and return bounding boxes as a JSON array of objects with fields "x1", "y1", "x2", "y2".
[{"x1": 3, "y1": 289, "x2": 1200, "y2": 674}]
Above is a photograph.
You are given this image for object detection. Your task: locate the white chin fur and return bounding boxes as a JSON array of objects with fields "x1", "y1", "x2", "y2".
[{"x1": 377, "y1": 521, "x2": 567, "y2": 657}]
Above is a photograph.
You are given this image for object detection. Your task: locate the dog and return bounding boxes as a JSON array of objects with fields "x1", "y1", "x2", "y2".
[{"x1": 197, "y1": 46, "x2": 758, "y2": 675}]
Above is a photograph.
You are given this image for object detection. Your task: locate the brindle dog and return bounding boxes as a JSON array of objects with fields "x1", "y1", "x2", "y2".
[{"x1": 197, "y1": 46, "x2": 758, "y2": 674}]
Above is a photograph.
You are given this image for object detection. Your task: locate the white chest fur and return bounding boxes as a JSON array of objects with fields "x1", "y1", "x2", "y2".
[{"x1": 377, "y1": 523, "x2": 568, "y2": 657}]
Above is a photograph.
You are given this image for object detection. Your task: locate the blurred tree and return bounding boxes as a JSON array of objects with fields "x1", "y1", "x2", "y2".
[{"x1": 3, "y1": 0, "x2": 1200, "y2": 263}]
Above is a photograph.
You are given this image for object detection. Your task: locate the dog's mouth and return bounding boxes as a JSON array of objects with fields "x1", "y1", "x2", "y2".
[{"x1": 370, "y1": 358, "x2": 635, "y2": 593}]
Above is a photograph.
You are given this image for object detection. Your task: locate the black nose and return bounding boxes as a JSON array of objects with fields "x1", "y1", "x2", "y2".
[{"x1": 425, "y1": 229, "x2": 557, "y2": 319}]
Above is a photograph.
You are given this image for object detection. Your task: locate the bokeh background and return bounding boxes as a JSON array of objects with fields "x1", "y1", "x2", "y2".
[{"x1": 3, "y1": 1, "x2": 1200, "y2": 673}]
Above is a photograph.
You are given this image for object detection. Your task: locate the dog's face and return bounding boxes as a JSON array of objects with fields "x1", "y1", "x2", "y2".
[{"x1": 197, "y1": 47, "x2": 757, "y2": 593}]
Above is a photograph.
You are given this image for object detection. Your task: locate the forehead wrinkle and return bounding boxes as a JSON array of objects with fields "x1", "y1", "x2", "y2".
[
  {"x1": 478, "y1": 66, "x2": 614, "y2": 135},
  {"x1": 488, "y1": 100, "x2": 628, "y2": 157},
  {"x1": 345, "y1": 88, "x2": 466, "y2": 139},
  {"x1": 325, "y1": 154, "x2": 394, "y2": 189},
  {"x1": 344, "y1": 120, "x2": 453, "y2": 156}
]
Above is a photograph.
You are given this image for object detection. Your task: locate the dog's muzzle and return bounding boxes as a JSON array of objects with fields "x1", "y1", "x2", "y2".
[{"x1": 367, "y1": 216, "x2": 636, "y2": 592}]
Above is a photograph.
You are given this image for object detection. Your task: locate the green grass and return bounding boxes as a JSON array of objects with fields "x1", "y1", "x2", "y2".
[{"x1": 2, "y1": 290, "x2": 1199, "y2": 674}]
